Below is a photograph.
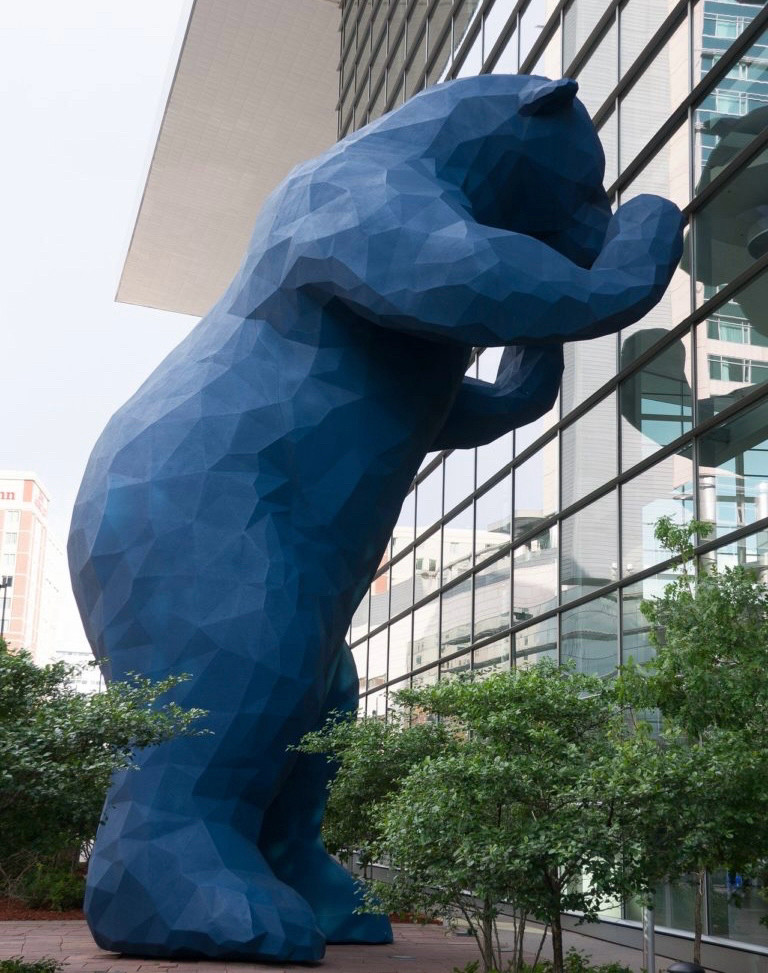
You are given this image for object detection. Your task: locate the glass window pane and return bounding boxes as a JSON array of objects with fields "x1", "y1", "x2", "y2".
[
  {"x1": 453, "y1": 0, "x2": 483, "y2": 58},
  {"x1": 621, "y1": 573, "x2": 672, "y2": 666},
  {"x1": 414, "y1": 532, "x2": 441, "y2": 602},
  {"x1": 474, "y1": 554, "x2": 511, "y2": 643},
  {"x1": 519, "y1": 0, "x2": 548, "y2": 66},
  {"x1": 475, "y1": 474, "x2": 512, "y2": 564},
  {"x1": 444, "y1": 448, "x2": 475, "y2": 513},
  {"x1": 473, "y1": 635, "x2": 511, "y2": 673},
  {"x1": 388, "y1": 548, "x2": 414, "y2": 615},
  {"x1": 456, "y1": 23, "x2": 483, "y2": 77},
  {"x1": 562, "y1": 336, "x2": 616, "y2": 419},
  {"x1": 441, "y1": 578, "x2": 473, "y2": 656},
  {"x1": 412, "y1": 663, "x2": 439, "y2": 688},
  {"x1": 573, "y1": 20, "x2": 617, "y2": 117},
  {"x1": 442, "y1": 508, "x2": 474, "y2": 583},
  {"x1": 693, "y1": 4, "x2": 767, "y2": 84},
  {"x1": 697, "y1": 270, "x2": 768, "y2": 420},
  {"x1": 515, "y1": 615, "x2": 558, "y2": 667},
  {"x1": 366, "y1": 687, "x2": 386, "y2": 718},
  {"x1": 619, "y1": 0, "x2": 672, "y2": 76},
  {"x1": 412, "y1": 598, "x2": 440, "y2": 671},
  {"x1": 530, "y1": 23, "x2": 562, "y2": 79},
  {"x1": 620, "y1": 119, "x2": 691, "y2": 211},
  {"x1": 441, "y1": 651, "x2": 471, "y2": 681},
  {"x1": 561, "y1": 490, "x2": 618, "y2": 603},
  {"x1": 514, "y1": 439, "x2": 558, "y2": 537},
  {"x1": 388, "y1": 613, "x2": 413, "y2": 682},
  {"x1": 405, "y1": 25, "x2": 427, "y2": 95},
  {"x1": 352, "y1": 641, "x2": 368, "y2": 693},
  {"x1": 708, "y1": 869, "x2": 768, "y2": 947},
  {"x1": 367, "y1": 628, "x2": 388, "y2": 690},
  {"x1": 621, "y1": 451, "x2": 695, "y2": 578},
  {"x1": 598, "y1": 110, "x2": 618, "y2": 187},
  {"x1": 415, "y1": 464, "x2": 443, "y2": 534},
  {"x1": 561, "y1": 593, "x2": 619, "y2": 675},
  {"x1": 561, "y1": 393, "x2": 617, "y2": 508},
  {"x1": 515, "y1": 394, "x2": 559, "y2": 453},
  {"x1": 477, "y1": 433, "x2": 513, "y2": 489},
  {"x1": 351, "y1": 588, "x2": 370, "y2": 642},
  {"x1": 513, "y1": 525, "x2": 558, "y2": 624},
  {"x1": 693, "y1": 148, "x2": 768, "y2": 307},
  {"x1": 619, "y1": 17, "x2": 689, "y2": 167},
  {"x1": 491, "y1": 25, "x2": 518, "y2": 73},
  {"x1": 620, "y1": 332, "x2": 693, "y2": 469},
  {"x1": 427, "y1": 12, "x2": 453, "y2": 84},
  {"x1": 484, "y1": 0, "x2": 516, "y2": 56},
  {"x1": 698, "y1": 396, "x2": 768, "y2": 541},
  {"x1": 563, "y1": 0, "x2": 612, "y2": 69}
]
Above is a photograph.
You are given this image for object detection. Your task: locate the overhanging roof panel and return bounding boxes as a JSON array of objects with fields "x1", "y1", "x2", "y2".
[{"x1": 117, "y1": 0, "x2": 340, "y2": 316}]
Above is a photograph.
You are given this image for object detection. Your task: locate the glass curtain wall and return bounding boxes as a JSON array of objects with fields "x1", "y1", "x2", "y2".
[{"x1": 340, "y1": 0, "x2": 768, "y2": 950}]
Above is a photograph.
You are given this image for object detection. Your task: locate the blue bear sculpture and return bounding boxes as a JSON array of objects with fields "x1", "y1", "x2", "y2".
[{"x1": 68, "y1": 74, "x2": 684, "y2": 963}]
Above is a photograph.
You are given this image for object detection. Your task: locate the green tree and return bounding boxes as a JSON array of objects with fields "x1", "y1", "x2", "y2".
[
  {"x1": 623, "y1": 516, "x2": 768, "y2": 964},
  {"x1": 295, "y1": 708, "x2": 453, "y2": 874},
  {"x1": 0, "y1": 640, "x2": 206, "y2": 902},
  {"x1": 363, "y1": 665, "x2": 671, "y2": 973}
]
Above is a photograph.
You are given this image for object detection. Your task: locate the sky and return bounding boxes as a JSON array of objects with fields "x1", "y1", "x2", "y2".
[{"x1": 1, "y1": 0, "x2": 197, "y2": 539}]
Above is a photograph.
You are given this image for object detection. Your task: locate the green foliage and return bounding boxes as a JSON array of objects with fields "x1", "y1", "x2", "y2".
[
  {"x1": 17, "y1": 864, "x2": 85, "y2": 911},
  {"x1": 0, "y1": 960, "x2": 63, "y2": 973},
  {"x1": 618, "y1": 515, "x2": 768, "y2": 963},
  {"x1": 358, "y1": 664, "x2": 672, "y2": 973},
  {"x1": 295, "y1": 708, "x2": 452, "y2": 868},
  {"x1": 451, "y1": 947, "x2": 634, "y2": 973},
  {"x1": 0, "y1": 639, "x2": 206, "y2": 899}
]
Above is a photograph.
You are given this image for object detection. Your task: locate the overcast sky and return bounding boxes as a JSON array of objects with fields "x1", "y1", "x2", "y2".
[{"x1": 1, "y1": 0, "x2": 196, "y2": 539}]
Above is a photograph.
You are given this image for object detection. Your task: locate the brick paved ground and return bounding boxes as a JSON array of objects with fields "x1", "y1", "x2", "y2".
[{"x1": 0, "y1": 919, "x2": 701, "y2": 973}]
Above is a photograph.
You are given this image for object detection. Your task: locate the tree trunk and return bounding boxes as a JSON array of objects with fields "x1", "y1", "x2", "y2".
[
  {"x1": 551, "y1": 915, "x2": 565, "y2": 973},
  {"x1": 481, "y1": 901, "x2": 496, "y2": 973},
  {"x1": 693, "y1": 870, "x2": 705, "y2": 966}
]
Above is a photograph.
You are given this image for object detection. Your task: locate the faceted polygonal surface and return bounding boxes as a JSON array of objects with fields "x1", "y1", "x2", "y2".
[{"x1": 68, "y1": 74, "x2": 684, "y2": 962}]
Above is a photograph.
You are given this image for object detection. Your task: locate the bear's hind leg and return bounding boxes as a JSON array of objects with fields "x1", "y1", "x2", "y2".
[{"x1": 260, "y1": 642, "x2": 393, "y2": 945}]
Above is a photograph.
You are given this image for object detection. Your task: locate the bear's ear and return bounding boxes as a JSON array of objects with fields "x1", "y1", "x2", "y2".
[{"x1": 519, "y1": 78, "x2": 579, "y2": 116}]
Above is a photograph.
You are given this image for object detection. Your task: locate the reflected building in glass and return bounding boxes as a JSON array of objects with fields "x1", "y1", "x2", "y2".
[{"x1": 341, "y1": 0, "x2": 768, "y2": 953}]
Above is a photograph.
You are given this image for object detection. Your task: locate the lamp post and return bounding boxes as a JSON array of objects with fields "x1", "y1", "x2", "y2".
[{"x1": 0, "y1": 575, "x2": 12, "y2": 639}]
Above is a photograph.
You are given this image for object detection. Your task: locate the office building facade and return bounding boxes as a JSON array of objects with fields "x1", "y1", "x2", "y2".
[{"x1": 340, "y1": 0, "x2": 768, "y2": 953}]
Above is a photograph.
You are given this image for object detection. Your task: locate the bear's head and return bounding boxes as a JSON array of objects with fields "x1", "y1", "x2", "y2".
[{"x1": 374, "y1": 74, "x2": 612, "y2": 268}]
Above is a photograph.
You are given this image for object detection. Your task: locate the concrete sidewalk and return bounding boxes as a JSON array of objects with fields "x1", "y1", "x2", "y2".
[{"x1": 0, "y1": 919, "x2": 702, "y2": 973}]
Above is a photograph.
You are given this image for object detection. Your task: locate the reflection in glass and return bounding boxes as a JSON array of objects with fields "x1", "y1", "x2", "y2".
[
  {"x1": 515, "y1": 615, "x2": 557, "y2": 667},
  {"x1": 388, "y1": 614, "x2": 413, "y2": 682},
  {"x1": 415, "y1": 464, "x2": 443, "y2": 535},
  {"x1": 622, "y1": 577, "x2": 668, "y2": 666},
  {"x1": 474, "y1": 555, "x2": 511, "y2": 643},
  {"x1": 573, "y1": 20, "x2": 617, "y2": 116},
  {"x1": 412, "y1": 598, "x2": 440, "y2": 670},
  {"x1": 350, "y1": 588, "x2": 370, "y2": 644},
  {"x1": 519, "y1": 0, "x2": 548, "y2": 65},
  {"x1": 697, "y1": 396, "x2": 768, "y2": 544},
  {"x1": 561, "y1": 334, "x2": 616, "y2": 417},
  {"x1": 366, "y1": 688, "x2": 386, "y2": 719},
  {"x1": 693, "y1": 5, "x2": 767, "y2": 99},
  {"x1": 619, "y1": 18, "x2": 689, "y2": 169},
  {"x1": 414, "y1": 531, "x2": 442, "y2": 603},
  {"x1": 490, "y1": 25, "x2": 518, "y2": 73},
  {"x1": 412, "y1": 664, "x2": 439, "y2": 688},
  {"x1": 530, "y1": 24, "x2": 562, "y2": 79},
  {"x1": 478, "y1": 433, "x2": 513, "y2": 489},
  {"x1": 367, "y1": 628, "x2": 388, "y2": 691},
  {"x1": 442, "y1": 509, "x2": 474, "y2": 583},
  {"x1": 598, "y1": 110, "x2": 618, "y2": 187},
  {"x1": 561, "y1": 394, "x2": 617, "y2": 509},
  {"x1": 475, "y1": 474, "x2": 512, "y2": 565},
  {"x1": 386, "y1": 547, "x2": 414, "y2": 616},
  {"x1": 352, "y1": 641, "x2": 368, "y2": 694},
  {"x1": 708, "y1": 869, "x2": 768, "y2": 947},
  {"x1": 483, "y1": 0, "x2": 516, "y2": 56},
  {"x1": 563, "y1": 0, "x2": 611, "y2": 69},
  {"x1": 620, "y1": 333, "x2": 693, "y2": 469},
  {"x1": 441, "y1": 651, "x2": 471, "y2": 681},
  {"x1": 441, "y1": 578, "x2": 473, "y2": 656},
  {"x1": 697, "y1": 271, "x2": 768, "y2": 421},
  {"x1": 514, "y1": 439, "x2": 558, "y2": 537},
  {"x1": 444, "y1": 448, "x2": 475, "y2": 513},
  {"x1": 515, "y1": 395, "x2": 559, "y2": 453},
  {"x1": 561, "y1": 593, "x2": 618, "y2": 676},
  {"x1": 621, "y1": 453, "x2": 694, "y2": 577},
  {"x1": 619, "y1": 0, "x2": 674, "y2": 76},
  {"x1": 387, "y1": 677, "x2": 412, "y2": 720},
  {"x1": 473, "y1": 635, "x2": 511, "y2": 673},
  {"x1": 513, "y1": 526, "x2": 558, "y2": 623},
  {"x1": 561, "y1": 491, "x2": 618, "y2": 603}
]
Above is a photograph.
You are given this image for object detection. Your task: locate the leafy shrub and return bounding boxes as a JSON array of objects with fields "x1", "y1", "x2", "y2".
[
  {"x1": 19, "y1": 865, "x2": 85, "y2": 911},
  {"x1": 0, "y1": 959, "x2": 63, "y2": 973},
  {"x1": 452, "y1": 948, "x2": 635, "y2": 973}
]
